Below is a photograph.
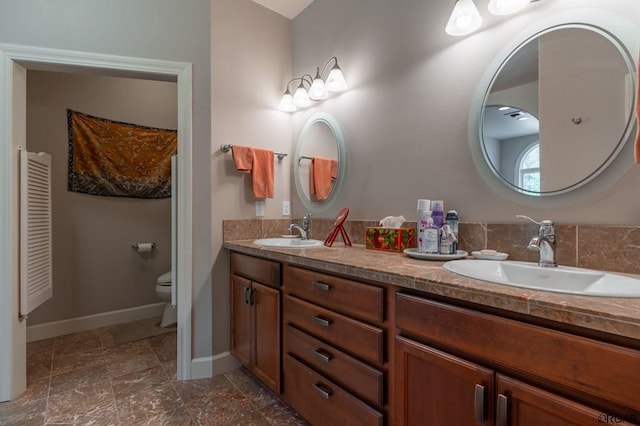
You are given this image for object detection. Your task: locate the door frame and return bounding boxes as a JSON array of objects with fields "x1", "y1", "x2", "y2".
[{"x1": 0, "y1": 43, "x2": 194, "y2": 400}]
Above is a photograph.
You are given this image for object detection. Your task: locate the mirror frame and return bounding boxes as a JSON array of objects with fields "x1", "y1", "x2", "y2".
[
  {"x1": 469, "y1": 8, "x2": 638, "y2": 200},
  {"x1": 294, "y1": 112, "x2": 346, "y2": 213}
]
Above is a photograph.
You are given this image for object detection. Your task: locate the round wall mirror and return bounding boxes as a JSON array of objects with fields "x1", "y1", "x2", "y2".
[
  {"x1": 474, "y1": 20, "x2": 636, "y2": 196},
  {"x1": 294, "y1": 112, "x2": 346, "y2": 212}
]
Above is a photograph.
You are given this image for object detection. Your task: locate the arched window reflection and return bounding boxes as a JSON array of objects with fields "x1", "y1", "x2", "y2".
[{"x1": 518, "y1": 144, "x2": 540, "y2": 193}]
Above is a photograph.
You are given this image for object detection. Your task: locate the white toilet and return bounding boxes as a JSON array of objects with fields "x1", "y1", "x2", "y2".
[{"x1": 156, "y1": 271, "x2": 177, "y2": 327}]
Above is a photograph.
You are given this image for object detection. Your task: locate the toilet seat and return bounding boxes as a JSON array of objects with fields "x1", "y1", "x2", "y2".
[{"x1": 157, "y1": 271, "x2": 172, "y2": 285}]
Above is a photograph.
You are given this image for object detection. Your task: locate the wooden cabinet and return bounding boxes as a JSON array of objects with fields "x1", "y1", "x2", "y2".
[
  {"x1": 395, "y1": 336, "x2": 494, "y2": 425},
  {"x1": 283, "y1": 265, "x2": 386, "y2": 425},
  {"x1": 230, "y1": 252, "x2": 281, "y2": 393},
  {"x1": 395, "y1": 292, "x2": 640, "y2": 426}
]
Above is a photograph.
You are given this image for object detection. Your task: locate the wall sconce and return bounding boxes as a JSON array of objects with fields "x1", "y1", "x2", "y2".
[
  {"x1": 446, "y1": 0, "x2": 534, "y2": 36},
  {"x1": 278, "y1": 57, "x2": 347, "y2": 112},
  {"x1": 445, "y1": 0, "x2": 483, "y2": 37}
]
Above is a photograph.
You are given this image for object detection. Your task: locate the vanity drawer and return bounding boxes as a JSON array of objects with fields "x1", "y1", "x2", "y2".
[
  {"x1": 284, "y1": 354, "x2": 383, "y2": 426},
  {"x1": 284, "y1": 265, "x2": 384, "y2": 323},
  {"x1": 285, "y1": 324, "x2": 384, "y2": 407},
  {"x1": 396, "y1": 292, "x2": 640, "y2": 412},
  {"x1": 284, "y1": 295, "x2": 384, "y2": 365},
  {"x1": 230, "y1": 252, "x2": 280, "y2": 288}
]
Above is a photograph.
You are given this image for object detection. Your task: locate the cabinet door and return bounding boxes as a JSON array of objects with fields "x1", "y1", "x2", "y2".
[
  {"x1": 496, "y1": 374, "x2": 605, "y2": 426},
  {"x1": 252, "y1": 281, "x2": 281, "y2": 393},
  {"x1": 231, "y1": 274, "x2": 252, "y2": 367},
  {"x1": 395, "y1": 336, "x2": 494, "y2": 426}
]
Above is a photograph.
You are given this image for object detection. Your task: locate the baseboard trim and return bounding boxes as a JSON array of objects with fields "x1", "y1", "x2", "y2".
[
  {"x1": 190, "y1": 352, "x2": 240, "y2": 380},
  {"x1": 26, "y1": 303, "x2": 166, "y2": 342}
]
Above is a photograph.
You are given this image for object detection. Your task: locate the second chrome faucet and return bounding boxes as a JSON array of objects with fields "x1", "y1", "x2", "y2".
[
  {"x1": 289, "y1": 213, "x2": 312, "y2": 240},
  {"x1": 517, "y1": 215, "x2": 557, "y2": 268}
]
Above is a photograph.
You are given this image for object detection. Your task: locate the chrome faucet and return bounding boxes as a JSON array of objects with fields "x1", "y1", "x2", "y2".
[
  {"x1": 517, "y1": 215, "x2": 557, "y2": 268},
  {"x1": 289, "y1": 213, "x2": 312, "y2": 240}
]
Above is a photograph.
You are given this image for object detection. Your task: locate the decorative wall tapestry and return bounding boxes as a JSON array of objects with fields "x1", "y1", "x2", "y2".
[{"x1": 67, "y1": 109, "x2": 177, "y2": 199}]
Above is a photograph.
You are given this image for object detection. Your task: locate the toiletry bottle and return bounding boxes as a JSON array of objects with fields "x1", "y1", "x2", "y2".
[
  {"x1": 446, "y1": 210, "x2": 459, "y2": 253},
  {"x1": 417, "y1": 200, "x2": 431, "y2": 253},
  {"x1": 423, "y1": 216, "x2": 439, "y2": 254},
  {"x1": 431, "y1": 200, "x2": 444, "y2": 229}
]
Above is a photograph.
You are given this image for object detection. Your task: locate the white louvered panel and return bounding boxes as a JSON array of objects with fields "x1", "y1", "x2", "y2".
[{"x1": 20, "y1": 150, "x2": 53, "y2": 317}]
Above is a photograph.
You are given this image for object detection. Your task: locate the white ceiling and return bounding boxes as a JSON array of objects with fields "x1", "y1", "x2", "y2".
[{"x1": 251, "y1": 0, "x2": 315, "y2": 19}]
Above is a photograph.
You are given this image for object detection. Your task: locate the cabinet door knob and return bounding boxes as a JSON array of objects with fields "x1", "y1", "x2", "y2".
[
  {"x1": 313, "y1": 348, "x2": 333, "y2": 363},
  {"x1": 244, "y1": 287, "x2": 251, "y2": 305},
  {"x1": 313, "y1": 281, "x2": 331, "y2": 291},
  {"x1": 474, "y1": 384, "x2": 486, "y2": 425},
  {"x1": 313, "y1": 382, "x2": 333, "y2": 399},
  {"x1": 496, "y1": 394, "x2": 508, "y2": 426},
  {"x1": 312, "y1": 315, "x2": 332, "y2": 328}
]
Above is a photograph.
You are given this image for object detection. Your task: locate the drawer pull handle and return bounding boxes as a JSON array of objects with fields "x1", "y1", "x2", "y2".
[
  {"x1": 312, "y1": 315, "x2": 332, "y2": 327},
  {"x1": 496, "y1": 394, "x2": 508, "y2": 426},
  {"x1": 474, "y1": 384, "x2": 486, "y2": 425},
  {"x1": 313, "y1": 349, "x2": 333, "y2": 363},
  {"x1": 313, "y1": 281, "x2": 331, "y2": 291},
  {"x1": 313, "y1": 383, "x2": 332, "y2": 399}
]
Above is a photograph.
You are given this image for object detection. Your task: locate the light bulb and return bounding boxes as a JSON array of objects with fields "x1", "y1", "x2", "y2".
[
  {"x1": 488, "y1": 0, "x2": 530, "y2": 16},
  {"x1": 293, "y1": 85, "x2": 312, "y2": 108},
  {"x1": 445, "y1": 0, "x2": 483, "y2": 37},
  {"x1": 278, "y1": 91, "x2": 297, "y2": 112},
  {"x1": 326, "y1": 66, "x2": 347, "y2": 92}
]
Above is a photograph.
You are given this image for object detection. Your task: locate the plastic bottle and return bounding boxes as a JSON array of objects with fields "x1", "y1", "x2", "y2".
[
  {"x1": 416, "y1": 200, "x2": 431, "y2": 253},
  {"x1": 446, "y1": 210, "x2": 459, "y2": 253},
  {"x1": 431, "y1": 200, "x2": 444, "y2": 230},
  {"x1": 423, "y1": 216, "x2": 439, "y2": 254}
]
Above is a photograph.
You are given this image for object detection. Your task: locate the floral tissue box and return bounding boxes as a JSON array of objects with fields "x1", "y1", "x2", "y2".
[{"x1": 365, "y1": 227, "x2": 415, "y2": 252}]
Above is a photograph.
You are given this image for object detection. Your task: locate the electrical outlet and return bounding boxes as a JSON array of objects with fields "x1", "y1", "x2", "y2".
[
  {"x1": 282, "y1": 201, "x2": 291, "y2": 216},
  {"x1": 255, "y1": 200, "x2": 265, "y2": 217}
]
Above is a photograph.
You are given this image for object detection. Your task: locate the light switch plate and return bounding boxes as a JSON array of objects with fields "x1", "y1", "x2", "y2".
[
  {"x1": 255, "y1": 200, "x2": 265, "y2": 217},
  {"x1": 282, "y1": 201, "x2": 290, "y2": 216}
]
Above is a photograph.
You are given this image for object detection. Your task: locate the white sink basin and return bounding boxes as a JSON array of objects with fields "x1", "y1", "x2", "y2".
[
  {"x1": 443, "y1": 260, "x2": 640, "y2": 297},
  {"x1": 253, "y1": 238, "x2": 324, "y2": 248}
]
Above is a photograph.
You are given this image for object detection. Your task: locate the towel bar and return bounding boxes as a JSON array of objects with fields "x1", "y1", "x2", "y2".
[{"x1": 220, "y1": 144, "x2": 287, "y2": 161}]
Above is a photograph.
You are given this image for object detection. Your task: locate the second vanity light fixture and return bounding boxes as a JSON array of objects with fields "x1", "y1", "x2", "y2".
[
  {"x1": 446, "y1": 0, "x2": 532, "y2": 36},
  {"x1": 278, "y1": 56, "x2": 347, "y2": 113}
]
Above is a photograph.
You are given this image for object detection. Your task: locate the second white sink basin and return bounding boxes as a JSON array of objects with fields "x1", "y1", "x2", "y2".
[
  {"x1": 443, "y1": 259, "x2": 640, "y2": 297},
  {"x1": 253, "y1": 238, "x2": 324, "y2": 248}
]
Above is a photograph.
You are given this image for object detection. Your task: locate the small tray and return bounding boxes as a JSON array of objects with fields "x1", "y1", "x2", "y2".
[
  {"x1": 404, "y1": 248, "x2": 468, "y2": 261},
  {"x1": 471, "y1": 251, "x2": 509, "y2": 261}
]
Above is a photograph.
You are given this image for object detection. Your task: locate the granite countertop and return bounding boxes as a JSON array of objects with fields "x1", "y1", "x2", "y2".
[{"x1": 224, "y1": 240, "x2": 640, "y2": 341}]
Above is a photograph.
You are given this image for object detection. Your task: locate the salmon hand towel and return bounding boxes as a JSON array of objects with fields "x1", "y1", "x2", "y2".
[
  {"x1": 635, "y1": 52, "x2": 640, "y2": 164},
  {"x1": 231, "y1": 145, "x2": 274, "y2": 198},
  {"x1": 310, "y1": 157, "x2": 338, "y2": 201}
]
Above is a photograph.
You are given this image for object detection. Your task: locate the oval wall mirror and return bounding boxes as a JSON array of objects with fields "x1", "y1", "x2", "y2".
[
  {"x1": 294, "y1": 112, "x2": 346, "y2": 213},
  {"x1": 475, "y1": 21, "x2": 636, "y2": 196}
]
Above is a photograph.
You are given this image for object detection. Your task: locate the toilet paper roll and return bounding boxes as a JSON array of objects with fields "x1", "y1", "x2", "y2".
[{"x1": 135, "y1": 243, "x2": 155, "y2": 253}]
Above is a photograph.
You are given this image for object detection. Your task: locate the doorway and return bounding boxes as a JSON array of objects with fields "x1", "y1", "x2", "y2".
[{"x1": 0, "y1": 44, "x2": 194, "y2": 401}]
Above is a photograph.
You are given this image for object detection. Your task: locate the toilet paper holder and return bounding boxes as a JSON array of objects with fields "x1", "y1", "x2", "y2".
[{"x1": 132, "y1": 242, "x2": 156, "y2": 251}]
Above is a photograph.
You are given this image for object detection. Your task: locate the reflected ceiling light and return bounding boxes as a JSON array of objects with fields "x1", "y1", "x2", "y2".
[
  {"x1": 445, "y1": 0, "x2": 483, "y2": 37},
  {"x1": 278, "y1": 57, "x2": 347, "y2": 112},
  {"x1": 498, "y1": 106, "x2": 511, "y2": 111},
  {"x1": 488, "y1": 0, "x2": 531, "y2": 16}
]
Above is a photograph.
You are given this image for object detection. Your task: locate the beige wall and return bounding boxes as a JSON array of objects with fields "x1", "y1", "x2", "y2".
[
  {"x1": 290, "y1": 0, "x2": 640, "y2": 224},
  {"x1": 0, "y1": 0, "x2": 213, "y2": 358},
  {"x1": 26, "y1": 71, "x2": 176, "y2": 325},
  {"x1": 211, "y1": 0, "x2": 292, "y2": 354}
]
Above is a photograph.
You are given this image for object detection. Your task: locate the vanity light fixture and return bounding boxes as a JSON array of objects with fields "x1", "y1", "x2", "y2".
[
  {"x1": 488, "y1": 0, "x2": 531, "y2": 16},
  {"x1": 445, "y1": 0, "x2": 483, "y2": 37},
  {"x1": 278, "y1": 57, "x2": 347, "y2": 112}
]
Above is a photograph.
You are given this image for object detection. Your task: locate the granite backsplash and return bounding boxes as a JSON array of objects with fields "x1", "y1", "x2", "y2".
[{"x1": 222, "y1": 219, "x2": 640, "y2": 276}]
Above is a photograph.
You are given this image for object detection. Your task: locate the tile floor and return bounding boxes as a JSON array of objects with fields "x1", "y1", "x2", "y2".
[{"x1": 0, "y1": 318, "x2": 307, "y2": 425}]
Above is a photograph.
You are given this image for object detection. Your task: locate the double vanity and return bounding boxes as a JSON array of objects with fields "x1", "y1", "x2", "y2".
[{"x1": 226, "y1": 239, "x2": 640, "y2": 425}]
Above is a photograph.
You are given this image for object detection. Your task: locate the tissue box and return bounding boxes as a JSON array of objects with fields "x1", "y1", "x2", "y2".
[{"x1": 365, "y1": 227, "x2": 415, "y2": 252}]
